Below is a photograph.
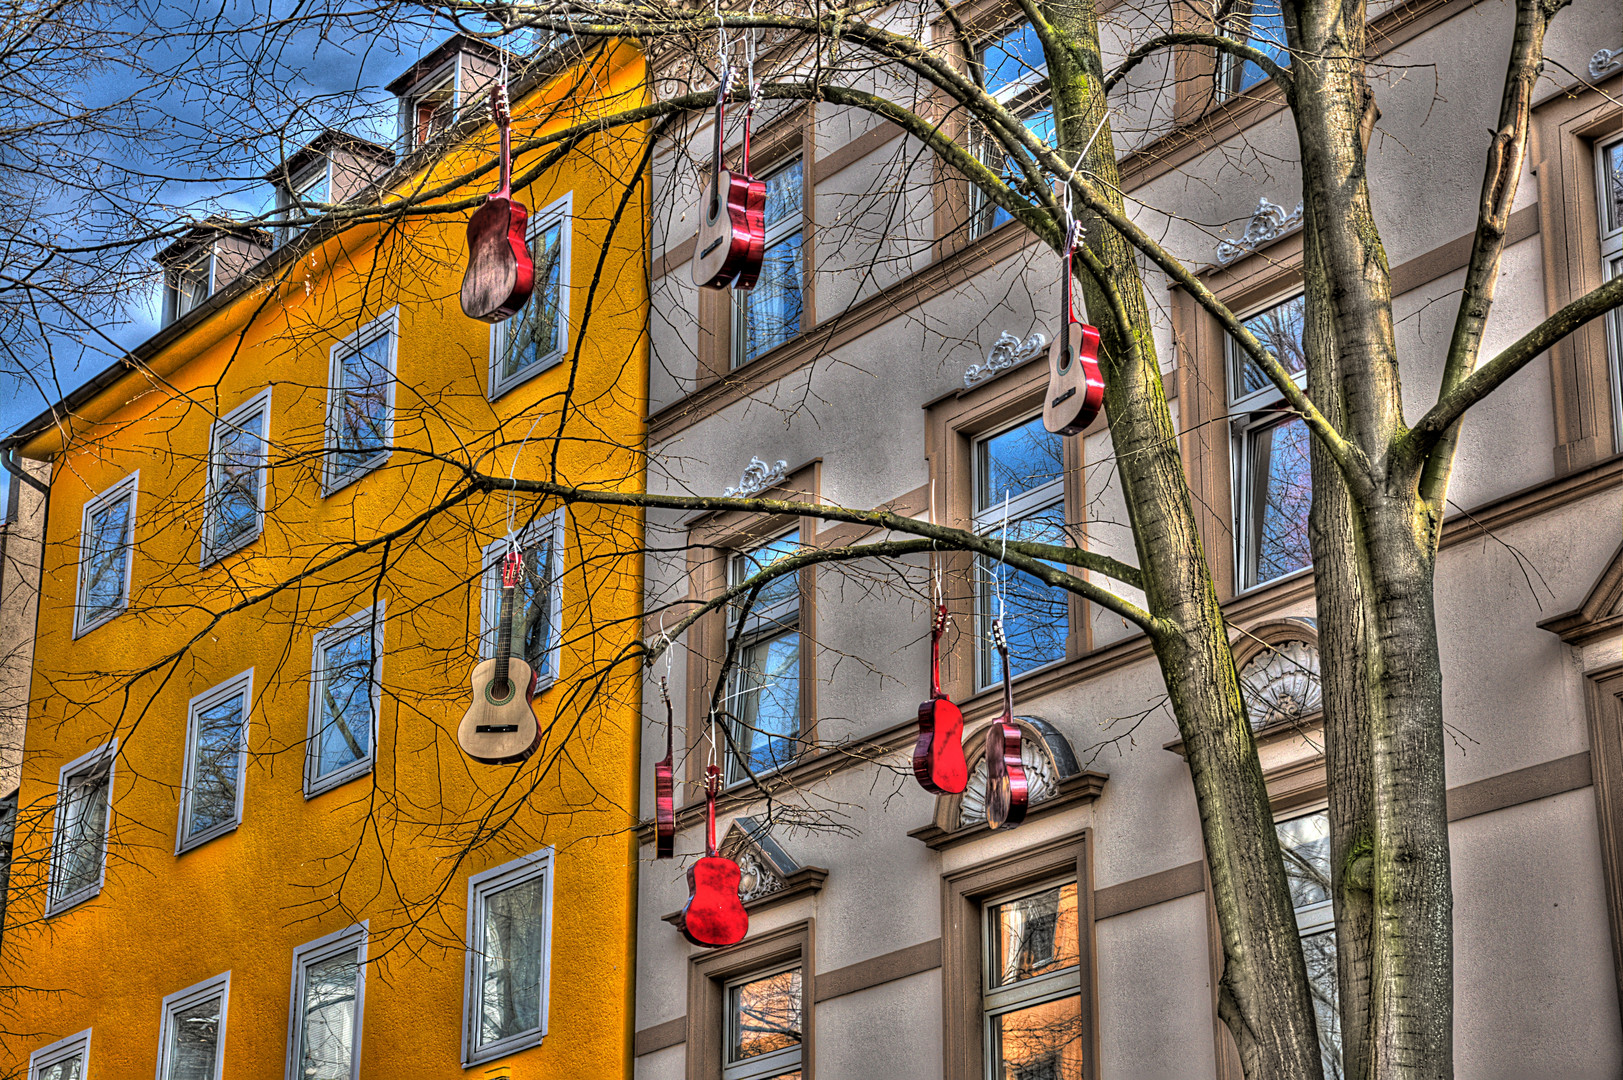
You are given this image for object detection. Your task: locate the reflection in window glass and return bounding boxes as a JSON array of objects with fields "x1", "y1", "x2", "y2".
[
  {"x1": 163, "y1": 995, "x2": 222, "y2": 1080},
  {"x1": 80, "y1": 489, "x2": 133, "y2": 627},
  {"x1": 1276, "y1": 811, "x2": 1341, "y2": 1078},
  {"x1": 314, "y1": 630, "x2": 375, "y2": 782},
  {"x1": 981, "y1": 22, "x2": 1046, "y2": 95},
  {"x1": 299, "y1": 951, "x2": 359, "y2": 1080},
  {"x1": 974, "y1": 22, "x2": 1053, "y2": 236},
  {"x1": 485, "y1": 527, "x2": 560, "y2": 678},
  {"x1": 737, "y1": 161, "x2": 805, "y2": 366},
  {"x1": 52, "y1": 767, "x2": 110, "y2": 907},
  {"x1": 329, "y1": 330, "x2": 392, "y2": 485},
  {"x1": 1245, "y1": 415, "x2": 1313, "y2": 586},
  {"x1": 726, "y1": 532, "x2": 802, "y2": 784},
  {"x1": 990, "y1": 994, "x2": 1086, "y2": 1080},
  {"x1": 499, "y1": 217, "x2": 566, "y2": 385},
  {"x1": 990, "y1": 882, "x2": 1080, "y2": 986},
  {"x1": 983, "y1": 878, "x2": 1085, "y2": 1080},
  {"x1": 33, "y1": 1056, "x2": 84, "y2": 1080},
  {"x1": 477, "y1": 875, "x2": 547, "y2": 1048},
  {"x1": 977, "y1": 417, "x2": 1066, "y2": 506},
  {"x1": 209, "y1": 407, "x2": 264, "y2": 557},
  {"x1": 1232, "y1": 294, "x2": 1308, "y2": 400},
  {"x1": 185, "y1": 693, "x2": 244, "y2": 841},
  {"x1": 1219, "y1": 0, "x2": 1291, "y2": 96},
  {"x1": 1604, "y1": 140, "x2": 1622, "y2": 235},
  {"x1": 725, "y1": 967, "x2": 803, "y2": 1080}
]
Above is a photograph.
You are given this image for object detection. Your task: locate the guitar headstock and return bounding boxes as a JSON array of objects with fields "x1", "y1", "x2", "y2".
[
  {"x1": 991, "y1": 617, "x2": 1009, "y2": 655},
  {"x1": 491, "y1": 83, "x2": 512, "y2": 128},
  {"x1": 715, "y1": 63, "x2": 736, "y2": 105},
  {"x1": 932, "y1": 603, "x2": 949, "y2": 636},
  {"x1": 705, "y1": 762, "x2": 723, "y2": 797},
  {"x1": 501, "y1": 549, "x2": 524, "y2": 589},
  {"x1": 1066, "y1": 220, "x2": 1085, "y2": 254}
]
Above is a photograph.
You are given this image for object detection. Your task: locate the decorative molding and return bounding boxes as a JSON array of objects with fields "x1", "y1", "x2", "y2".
[
  {"x1": 661, "y1": 816, "x2": 828, "y2": 925},
  {"x1": 1216, "y1": 198, "x2": 1304, "y2": 265},
  {"x1": 964, "y1": 331, "x2": 1047, "y2": 388},
  {"x1": 1591, "y1": 47, "x2": 1621, "y2": 82},
  {"x1": 722, "y1": 456, "x2": 789, "y2": 498},
  {"x1": 909, "y1": 770, "x2": 1108, "y2": 850},
  {"x1": 1237, "y1": 638, "x2": 1322, "y2": 731}
]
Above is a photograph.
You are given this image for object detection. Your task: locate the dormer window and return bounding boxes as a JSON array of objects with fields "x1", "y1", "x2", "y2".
[
  {"x1": 155, "y1": 219, "x2": 271, "y2": 328},
  {"x1": 278, "y1": 160, "x2": 331, "y2": 246},
  {"x1": 264, "y1": 130, "x2": 394, "y2": 247},
  {"x1": 411, "y1": 71, "x2": 458, "y2": 149},
  {"x1": 388, "y1": 36, "x2": 507, "y2": 153},
  {"x1": 167, "y1": 250, "x2": 215, "y2": 323}
]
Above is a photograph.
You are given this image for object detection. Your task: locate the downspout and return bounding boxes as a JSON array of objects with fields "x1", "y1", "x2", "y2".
[{"x1": 1, "y1": 445, "x2": 48, "y2": 497}]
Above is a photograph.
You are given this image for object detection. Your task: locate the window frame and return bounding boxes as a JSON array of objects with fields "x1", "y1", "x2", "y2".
[
  {"x1": 489, "y1": 192, "x2": 574, "y2": 399},
  {"x1": 721, "y1": 961, "x2": 804, "y2": 1080},
  {"x1": 684, "y1": 920, "x2": 815, "y2": 1080},
  {"x1": 277, "y1": 160, "x2": 332, "y2": 247},
  {"x1": 1213, "y1": 0, "x2": 1290, "y2": 102},
  {"x1": 27, "y1": 1028, "x2": 91, "y2": 1080},
  {"x1": 156, "y1": 971, "x2": 231, "y2": 1080},
  {"x1": 723, "y1": 528, "x2": 804, "y2": 786},
  {"x1": 322, "y1": 308, "x2": 399, "y2": 496},
  {"x1": 303, "y1": 604, "x2": 385, "y2": 798},
  {"x1": 202, "y1": 389, "x2": 271, "y2": 566},
  {"x1": 408, "y1": 63, "x2": 459, "y2": 151},
  {"x1": 460, "y1": 847, "x2": 556, "y2": 1066},
  {"x1": 167, "y1": 248, "x2": 217, "y2": 324},
  {"x1": 176, "y1": 669, "x2": 253, "y2": 854},
  {"x1": 980, "y1": 877, "x2": 1087, "y2": 1080},
  {"x1": 968, "y1": 19, "x2": 1053, "y2": 241},
  {"x1": 46, "y1": 740, "x2": 117, "y2": 917},
  {"x1": 284, "y1": 922, "x2": 368, "y2": 1080},
  {"x1": 74, "y1": 472, "x2": 139, "y2": 638},
  {"x1": 731, "y1": 155, "x2": 808, "y2": 370},
  {"x1": 1598, "y1": 132, "x2": 1623, "y2": 453},
  {"x1": 478, "y1": 509, "x2": 568, "y2": 691}
]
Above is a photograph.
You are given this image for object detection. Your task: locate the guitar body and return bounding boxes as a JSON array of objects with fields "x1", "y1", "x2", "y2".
[
  {"x1": 691, "y1": 169, "x2": 765, "y2": 290},
  {"x1": 681, "y1": 855, "x2": 749, "y2": 947},
  {"x1": 461, "y1": 195, "x2": 535, "y2": 323},
  {"x1": 914, "y1": 696, "x2": 968, "y2": 796},
  {"x1": 457, "y1": 656, "x2": 541, "y2": 764},
  {"x1": 1043, "y1": 321, "x2": 1106, "y2": 436},
  {"x1": 984, "y1": 718, "x2": 1029, "y2": 829}
]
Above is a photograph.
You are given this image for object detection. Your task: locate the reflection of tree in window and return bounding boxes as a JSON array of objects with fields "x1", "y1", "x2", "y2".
[
  {"x1": 1248, "y1": 416, "x2": 1313, "y2": 583},
  {"x1": 81, "y1": 494, "x2": 132, "y2": 621},
  {"x1": 54, "y1": 769, "x2": 109, "y2": 903},
  {"x1": 500, "y1": 218, "x2": 564, "y2": 382},
  {"x1": 726, "y1": 967, "x2": 802, "y2": 1079},
  {"x1": 726, "y1": 533, "x2": 802, "y2": 783},
  {"x1": 478, "y1": 875, "x2": 546, "y2": 1046},
  {"x1": 165, "y1": 995, "x2": 222, "y2": 1079},
  {"x1": 34, "y1": 1055, "x2": 84, "y2": 1080},
  {"x1": 187, "y1": 694, "x2": 243, "y2": 837},
  {"x1": 495, "y1": 536, "x2": 557, "y2": 678},
  {"x1": 1276, "y1": 811, "x2": 1341, "y2": 1078},
  {"x1": 736, "y1": 162, "x2": 804, "y2": 365},
  {"x1": 1217, "y1": 0, "x2": 1291, "y2": 96},
  {"x1": 331, "y1": 333, "x2": 391, "y2": 480},
  {"x1": 316, "y1": 631, "x2": 374, "y2": 779},
  {"x1": 1229, "y1": 295, "x2": 1311, "y2": 588},
  {"x1": 300, "y1": 951, "x2": 359, "y2": 1079},
  {"x1": 210, "y1": 409, "x2": 263, "y2": 554},
  {"x1": 986, "y1": 882, "x2": 1085, "y2": 1080},
  {"x1": 974, "y1": 22, "x2": 1052, "y2": 235}
]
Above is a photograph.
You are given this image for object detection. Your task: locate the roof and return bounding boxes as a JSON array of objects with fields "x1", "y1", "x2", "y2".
[
  {"x1": 385, "y1": 34, "x2": 505, "y2": 96},
  {"x1": 262, "y1": 129, "x2": 395, "y2": 186},
  {"x1": 153, "y1": 216, "x2": 273, "y2": 266}
]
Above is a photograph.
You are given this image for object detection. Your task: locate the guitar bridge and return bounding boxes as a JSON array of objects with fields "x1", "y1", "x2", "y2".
[
  {"x1": 700, "y1": 237, "x2": 723, "y2": 258},
  {"x1": 1051, "y1": 387, "x2": 1076, "y2": 406},
  {"x1": 475, "y1": 724, "x2": 520, "y2": 733}
]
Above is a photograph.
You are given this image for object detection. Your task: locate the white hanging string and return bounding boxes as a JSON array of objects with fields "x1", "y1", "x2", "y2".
[
  {"x1": 930, "y1": 478, "x2": 943, "y2": 608},
  {"x1": 995, "y1": 489, "x2": 1010, "y2": 625}
]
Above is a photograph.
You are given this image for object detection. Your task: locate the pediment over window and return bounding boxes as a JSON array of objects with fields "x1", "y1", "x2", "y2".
[{"x1": 1540, "y1": 538, "x2": 1623, "y2": 651}]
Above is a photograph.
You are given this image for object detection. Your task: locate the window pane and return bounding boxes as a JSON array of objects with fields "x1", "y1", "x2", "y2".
[
  {"x1": 478, "y1": 874, "x2": 546, "y2": 1047},
  {"x1": 728, "y1": 631, "x2": 800, "y2": 782},
  {"x1": 977, "y1": 418, "x2": 1064, "y2": 512},
  {"x1": 990, "y1": 882, "x2": 1079, "y2": 987},
  {"x1": 1248, "y1": 415, "x2": 1313, "y2": 586},
  {"x1": 83, "y1": 495, "x2": 132, "y2": 620},
  {"x1": 739, "y1": 234, "x2": 804, "y2": 364},
  {"x1": 982, "y1": 502, "x2": 1070, "y2": 683},
  {"x1": 166, "y1": 994, "x2": 222, "y2": 1080},
  {"x1": 55, "y1": 773, "x2": 109, "y2": 901},
  {"x1": 35, "y1": 1056, "x2": 84, "y2": 1080},
  {"x1": 316, "y1": 632, "x2": 374, "y2": 778},
  {"x1": 728, "y1": 968, "x2": 802, "y2": 1063},
  {"x1": 211, "y1": 411, "x2": 263, "y2": 553},
  {"x1": 501, "y1": 219, "x2": 565, "y2": 381},
  {"x1": 980, "y1": 22, "x2": 1046, "y2": 95},
  {"x1": 1603, "y1": 140, "x2": 1622, "y2": 234},
  {"x1": 1225, "y1": 0, "x2": 1290, "y2": 93},
  {"x1": 989, "y1": 994, "x2": 1086, "y2": 1080},
  {"x1": 300, "y1": 951, "x2": 358, "y2": 1079},
  {"x1": 1275, "y1": 811, "x2": 1331, "y2": 910},
  {"x1": 730, "y1": 532, "x2": 802, "y2": 615},
  {"x1": 984, "y1": 106, "x2": 1055, "y2": 232},
  {"x1": 493, "y1": 537, "x2": 558, "y2": 677},
  {"x1": 1302, "y1": 928, "x2": 1343, "y2": 1078},
  {"x1": 188, "y1": 695, "x2": 243, "y2": 838},
  {"x1": 333, "y1": 333, "x2": 390, "y2": 474},
  {"x1": 1232, "y1": 295, "x2": 1307, "y2": 401},
  {"x1": 763, "y1": 161, "x2": 803, "y2": 230}
]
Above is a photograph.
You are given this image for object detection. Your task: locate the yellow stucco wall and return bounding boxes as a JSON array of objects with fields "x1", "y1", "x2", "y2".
[{"x1": 3, "y1": 41, "x2": 647, "y2": 1079}]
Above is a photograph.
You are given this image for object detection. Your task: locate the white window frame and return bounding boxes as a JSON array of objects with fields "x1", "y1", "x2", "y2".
[
  {"x1": 176, "y1": 670, "x2": 253, "y2": 854},
  {"x1": 461, "y1": 848, "x2": 556, "y2": 1066},
  {"x1": 1226, "y1": 290, "x2": 1311, "y2": 594},
  {"x1": 322, "y1": 308, "x2": 398, "y2": 495},
  {"x1": 278, "y1": 160, "x2": 332, "y2": 246},
  {"x1": 202, "y1": 389, "x2": 271, "y2": 566},
  {"x1": 303, "y1": 604, "x2": 384, "y2": 798},
  {"x1": 723, "y1": 529, "x2": 802, "y2": 786},
  {"x1": 980, "y1": 877, "x2": 1083, "y2": 1079},
  {"x1": 970, "y1": 21, "x2": 1051, "y2": 240},
  {"x1": 156, "y1": 971, "x2": 231, "y2": 1080},
  {"x1": 168, "y1": 248, "x2": 217, "y2": 324},
  {"x1": 284, "y1": 923, "x2": 368, "y2": 1080},
  {"x1": 721, "y1": 962, "x2": 804, "y2": 1080},
  {"x1": 731, "y1": 157, "x2": 805, "y2": 370},
  {"x1": 74, "y1": 472, "x2": 139, "y2": 638},
  {"x1": 972, "y1": 417, "x2": 1067, "y2": 690},
  {"x1": 46, "y1": 740, "x2": 117, "y2": 917},
  {"x1": 1598, "y1": 132, "x2": 1623, "y2": 453},
  {"x1": 1214, "y1": 0, "x2": 1289, "y2": 102},
  {"x1": 27, "y1": 1028, "x2": 92, "y2": 1080},
  {"x1": 479, "y1": 510, "x2": 567, "y2": 688},
  {"x1": 408, "y1": 63, "x2": 460, "y2": 150},
  {"x1": 489, "y1": 193, "x2": 574, "y2": 399}
]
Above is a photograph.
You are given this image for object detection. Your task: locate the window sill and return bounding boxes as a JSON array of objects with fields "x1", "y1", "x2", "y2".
[
  {"x1": 489, "y1": 350, "x2": 565, "y2": 402},
  {"x1": 176, "y1": 819, "x2": 241, "y2": 855},
  {"x1": 45, "y1": 884, "x2": 103, "y2": 918},
  {"x1": 321, "y1": 453, "x2": 390, "y2": 498},
  {"x1": 462, "y1": 1029, "x2": 543, "y2": 1068},
  {"x1": 303, "y1": 761, "x2": 375, "y2": 799},
  {"x1": 73, "y1": 604, "x2": 127, "y2": 640}
]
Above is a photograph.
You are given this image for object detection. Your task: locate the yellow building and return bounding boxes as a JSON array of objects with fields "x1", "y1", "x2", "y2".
[{"x1": 1, "y1": 36, "x2": 646, "y2": 1080}]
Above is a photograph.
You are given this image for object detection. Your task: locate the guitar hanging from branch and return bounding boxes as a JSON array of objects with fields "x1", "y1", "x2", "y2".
[
  {"x1": 461, "y1": 83, "x2": 536, "y2": 323},
  {"x1": 691, "y1": 64, "x2": 766, "y2": 291},
  {"x1": 913, "y1": 603, "x2": 967, "y2": 794},
  {"x1": 984, "y1": 619, "x2": 1029, "y2": 829},
  {"x1": 457, "y1": 550, "x2": 543, "y2": 764},
  {"x1": 680, "y1": 763, "x2": 749, "y2": 948},
  {"x1": 655, "y1": 676, "x2": 676, "y2": 859},
  {"x1": 1042, "y1": 219, "x2": 1105, "y2": 436}
]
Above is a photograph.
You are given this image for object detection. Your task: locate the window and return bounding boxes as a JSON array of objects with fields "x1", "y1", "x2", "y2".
[
  {"x1": 982, "y1": 880, "x2": 1086, "y2": 1080},
  {"x1": 1600, "y1": 134, "x2": 1623, "y2": 450},
  {"x1": 1227, "y1": 293, "x2": 1310, "y2": 591},
  {"x1": 724, "y1": 531, "x2": 802, "y2": 785},
  {"x1": 27, "y1": 1029, "x2": 91, "y2": 1080},
  {"x1": 203, "y1": 390, "x2": 269, "y2": 564},
  {"x1": 973, "y1": 417, "x2": 1069, "y2": 688},
  {"x1": 462, "y1": 849, "x2": 555, "y2": 1065},
  {"x1": 177, "y1": 671, "x2": 252, "y2": 852},
  {"x1": 733, "y1": 159, "x2": 805, "y2": 367},
  {"x1": 1276, "y1": 810, "x2": 1341, "y2": 1078},
  {"x1": 479, "y1": 511, "x2": 566, "y2": 687},
  {"x1": 323, "y1": 309, "x2": 396, "y2": 494},
  {"x1": 74, "y1": 473, "x2": 137, "y2": 637},
  {"x1": 47, "y1": 742, "x2": 115, "y2": 915},
  {"x1": 304, "y1": 605, "x2": 383, "y2": 797},
  {"x1": 157, "y1": 972, "x2": 230, "y2": 1080},
  {"x1": 972, "y1": 22, "x2": 1054, "y2": 238},
  {"x1": 724, "y1": 965, "x2": 803, "y2": 1080},
  {"x1": 278, "y1": 161, "x2": 331, "y2": 246},
  {"x1": 286, "y1": 924, "x2": 367, "y2": 1080},
  {"x1": 491, "y1": 194, "x2": 571, "y2": 398},
  {"x1": 166, "y1": 249, "x2": 216, "y2": 324},
  {"x1": 1216, "y1": 0, "x2": 1291, "y2": 99},
  {"x1": 411, "y1": 71, "x2": 457, "y2": 149}
]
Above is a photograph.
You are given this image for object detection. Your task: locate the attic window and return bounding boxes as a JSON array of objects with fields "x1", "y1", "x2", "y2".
[
  {"x1": 412, "y1": 72, "x2": 457, "y2": 148},
  {"x1": 278, "y1": 161, "x2": 331, "y2": 245},
  {"x1": 168, "y1": 250, "x2": 215, "y2": 323}
]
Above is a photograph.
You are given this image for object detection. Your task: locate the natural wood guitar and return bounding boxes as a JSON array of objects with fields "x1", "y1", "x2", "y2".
[
  {"x1": 691, "y1": 68, "x2": 766, "y2": 292},
  {"x1": 457, "y1": 551, "x2": 542, "y2": 764}
]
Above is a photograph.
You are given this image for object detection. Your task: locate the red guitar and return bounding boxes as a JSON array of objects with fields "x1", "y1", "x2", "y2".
[
  {"x1": 913, "y1": 604, "x2": 968, "y2": 794},
  {"x1": 680, "y1": 765, "x2": 749, "y2": 948},
  {"x1": 691, "y1": 69, "x2": 766, "y2": 291},
  {"x1": 461, "y1": 84, "x2": 536, "y2": 323},
  {"x1": 985, "y1": 620, "x2": 1029, "y2": 829},
  {"x1": 655, "y1": 677, "x2": 675, "y2": 859},
  {"x1": 1042, "y1": 221, "x2": 1106, "y2": 436}
]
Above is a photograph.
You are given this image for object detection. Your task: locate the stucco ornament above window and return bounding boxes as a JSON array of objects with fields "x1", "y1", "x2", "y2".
[
  {"x1": 958, "y1": 717, "x2": 1080, "y2": 828},
  {"x1": 723, "y1": 456, "x2": 789, "y2": 498},
  {"x1": 965, "y1": 331, "x2": 1048, "y2": 388},
  {"x1": 719, "y1": 815, "x2": 805, "y2": 902},
  {"x1": 1593, "y1": 46, "x2": 1622, "y2": 81},
  {"x1": 1238, "y1": 638, "x2": 1322, "y2": 731},
  {"x1": 1216, "y1": 197, "x2": 1305, "y2": 265}
]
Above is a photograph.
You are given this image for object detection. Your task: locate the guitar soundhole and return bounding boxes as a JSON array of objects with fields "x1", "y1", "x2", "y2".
[
  {"x1": 476, "y1": 724, "x2": 520, "y2": 733},
  {"x1": 1058, "y1": 347, "x2": 1072, "y2": 375},
  {"x1": 485, "y1": 682, "x2": 515, "y2": 705}
]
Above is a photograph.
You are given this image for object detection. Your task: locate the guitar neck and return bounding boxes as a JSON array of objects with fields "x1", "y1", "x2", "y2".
[
  {"x1": 495, "y1": 581, "x2": 516, "y2": 688},
  {"x1": 709, "y1": 91, "x2": 726, "y2": 215}
]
